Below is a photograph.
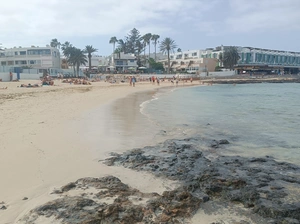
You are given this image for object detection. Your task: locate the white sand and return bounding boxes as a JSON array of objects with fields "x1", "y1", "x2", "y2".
[{"x1": 0, "y1": 79, "x2": 197, "y2": 223}]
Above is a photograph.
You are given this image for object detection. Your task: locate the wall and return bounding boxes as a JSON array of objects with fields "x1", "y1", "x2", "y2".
[
  {"x1": 201, "y1": 71, "x2": 235, "y2": 77},
  {"x1": 0, "y1": 72, "x2": 41, "y2": 81}
]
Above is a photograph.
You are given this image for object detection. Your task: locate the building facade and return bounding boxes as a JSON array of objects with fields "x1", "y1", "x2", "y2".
[
  {"x1": 0, "y1": 45, "x2": 61, "y2": 75},
  {"x1": 160, "y1": 49, "x2": 219, "y2": 73},
  {"x1": 111, "y1": 52, "x2": 138, "y2": 72},
  {"x1": 234, "y1": 47, "x2": 300, "y2": 74}
]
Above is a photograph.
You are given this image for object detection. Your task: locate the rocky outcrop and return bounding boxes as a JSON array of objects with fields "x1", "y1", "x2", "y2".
[
  {"x1": 21, "y1": 176, "x2": 201, "y2": 224},
  {"x1": 21, "y1": 138, "x2": 300, "y2": 223},
  {"x1": 105, "y1": 138, "x2": 300, "y2": 223}
]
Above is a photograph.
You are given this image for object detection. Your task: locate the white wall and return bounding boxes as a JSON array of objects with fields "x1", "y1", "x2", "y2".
[
  {"x1": 0, "y1": 72, "x2": 41, "y2": 81},
  {"x1": 201, "y1": 71, "x2": 235, "y2": 77}
]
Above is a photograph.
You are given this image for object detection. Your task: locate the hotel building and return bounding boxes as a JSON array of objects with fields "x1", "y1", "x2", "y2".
[{"x1": 0, "y1": 45, "x2": 61, "y2": 75}]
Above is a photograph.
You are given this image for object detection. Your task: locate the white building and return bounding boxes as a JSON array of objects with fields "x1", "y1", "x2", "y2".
[
  {"x1": 111, "y1": 52, "x2": 138, "y2": 72},
  {"x1": 0, "y1": 45, "x2": 61, "y2": 75}
]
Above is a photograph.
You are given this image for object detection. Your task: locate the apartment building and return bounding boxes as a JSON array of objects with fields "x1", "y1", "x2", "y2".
[
  {"x1": 161, "y1": 49, "x2": 219, "y2": 73},
  {"x1": 0, "y1": 45, "x2": 61, "y2": 73},
  {"x1": 111, "y1": 52, "x2": 138, "y2": 71}
]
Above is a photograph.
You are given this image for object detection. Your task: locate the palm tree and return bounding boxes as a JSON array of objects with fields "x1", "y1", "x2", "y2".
[
  {"x1": 223, "y1": 46, "x2": 240, "y2": 70},
  {"x1": 114, "y1": 48, "x2": 122, "y2": 59},
  {"x1": 159, "y1": 37, "x2": 177, "y2": 74},
  {"x1": 109, "y1": 37, "x2": 118, "y2": 66},
  {"x1": 151, "y1": 34, "x2": 160, "y2": 61},
  {"x1": 61, "y1": 42, "x2": 74, "y2": 74},
  {"x1": 142, "y1": 33, "x2": 152, "y2": 60},
  {"x1": 177, "y1": 48, "x2": 182, "y2": 52},
  {"x1": 84, "y1": 45, "x2": 98, "y2": 71},
  {"x1": 117, "y1": 39, "x2": 127, "y2": 53},
  {"x1": 50, "y1": 38, "x2": 60, "y2": 49},
  {"x1": 136, "y1": 40, "x2": 144, "y2": 67},
  {"x1": 61, "y1": 41, "x2": 73, "y2": 58},
  {"x1": 68, "y1": 48, "x2": 87, "y2": 77}
]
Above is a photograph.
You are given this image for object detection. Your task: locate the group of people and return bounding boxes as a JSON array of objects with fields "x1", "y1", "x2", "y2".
[
  {"x1": 149, "y1": 76, "x2": 161, "y2": 85},
  {"x1": 42, "y1": 75, "x2": 54, "y2": 86},
  {"x1": 62, "y1": 78, "x2": 91, "y2": 85}
]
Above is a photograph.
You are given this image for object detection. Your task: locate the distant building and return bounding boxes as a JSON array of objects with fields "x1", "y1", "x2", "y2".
[
  {"x1": 162, "y1": 46, "x2": 300, "y2": 74},
  {"x1": 234, "y1": 46, "x2": 300, "y2": 74},
  {"x1": 0, "y1": 45, "x2": 61, "y2": 75},
  {"x1": 111, "y1": 52, "x2": 138, "y2": 72},
  {"x1": 160, "y1": 49, "x2": 219, "y2": 73}
]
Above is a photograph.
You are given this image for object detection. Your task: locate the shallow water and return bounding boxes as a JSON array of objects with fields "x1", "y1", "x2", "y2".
[{"x1": 141, "y1": 83, "x2": 300, "y2": 165}]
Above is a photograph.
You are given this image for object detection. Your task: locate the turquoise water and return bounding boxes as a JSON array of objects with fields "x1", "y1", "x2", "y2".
[{"x1": 141, "y1": 83, "x2": 300, "y2": 165}]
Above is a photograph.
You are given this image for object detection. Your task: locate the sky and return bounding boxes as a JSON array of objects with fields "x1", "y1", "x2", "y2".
[{"x1": 1, "y1": 0, "x2": 300, "y2": 56}]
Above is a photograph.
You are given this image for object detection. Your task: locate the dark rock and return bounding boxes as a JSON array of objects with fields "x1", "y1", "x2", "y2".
[
  {"x1": 218, "y1": 139, "x2": 230, "y2": 144},
  {"x1": 103, "y1": 138, "x2": 300, "y2": 223},
  {"x1": 23, "y1": 197, "x2": 28, "y2": 200},
  {"x1": 22, "y1": 176, "x2": 202, "y2": 224},
  {"x1": 61, "y1": 182, "x2": 76, "y2": 192},
  {"x1": 0, "y1": 205, "x2": 7, "y2": 210}
]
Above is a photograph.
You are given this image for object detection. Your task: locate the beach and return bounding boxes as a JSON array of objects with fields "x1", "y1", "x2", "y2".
[
  {"x1": 0, "y1": 79, "x2": 198, "y2": 223},
  {"x1": 1, "y1": 78, "x2": 300, "y2": 224}
]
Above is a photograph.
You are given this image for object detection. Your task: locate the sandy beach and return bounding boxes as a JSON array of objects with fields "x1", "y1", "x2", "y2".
[
  {"x1": 0, "y1": 79, "x2": 198, "y2": 223},
  {"x1": 1, "y1": 78, "x2": 300, "y2": 224}
]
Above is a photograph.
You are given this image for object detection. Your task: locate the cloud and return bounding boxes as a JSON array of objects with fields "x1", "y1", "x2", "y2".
[
  {"x1": 1, "y1": 0, "x2": 300, "y2": 53},
  {"x1": 225, "y1": 0, "x2": 300, "y2": 33},
  {"x1": 0, "y1": 0, "x2": 209, "y2": 47}
]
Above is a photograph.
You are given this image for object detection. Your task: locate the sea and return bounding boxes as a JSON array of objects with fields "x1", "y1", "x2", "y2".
[{"x1": 139, "y1": 83, "x2": 300, "y2": 165}]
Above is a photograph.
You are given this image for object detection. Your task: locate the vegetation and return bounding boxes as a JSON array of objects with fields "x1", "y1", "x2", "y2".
[
  {"x1": 50, "y1": 28, "x2": 178, "y2": 75},
  {"x1": 84, "y1": 45, "x2": 98, "y2": 71},
  {"x1": 51, "y1": 39, "x2": 87, "y2": 76},
  {"x1": 148, "y1": 58, "x2": 164, "y2": 70},
  {"x1": 151, "y1": 34, "x2": 160, "y2": 61},
  {"x1": 222, "y1": 46, "x2": 240, "y2": 70},
  {"x1": 141, "y1": 33, "x2": 152, "y2": 62},
  {"x1": 159, "y1": 38, "x2": 177, "y2": 73},
  {"x1": 112, "y1": 28, "x2": 176, "y2": 71},
  {"x1": 109, "y1": 37, "x2": 118, "y2": 66},
  {"x1": 50, "y1": 38, "x2": 60, "y2": 49}
]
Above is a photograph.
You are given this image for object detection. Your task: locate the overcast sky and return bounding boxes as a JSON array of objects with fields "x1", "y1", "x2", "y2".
[{"x1": 1, "y1": 0, "x2": 299, "y2": 55}]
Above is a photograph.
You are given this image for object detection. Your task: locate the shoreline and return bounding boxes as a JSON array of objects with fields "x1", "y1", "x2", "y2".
[
  {"x1": 200, "y1": 75, "x2": 300, "y2": 84},
  {"x1": 0, "y1": 80, "x2": 198, "y2": 223}
]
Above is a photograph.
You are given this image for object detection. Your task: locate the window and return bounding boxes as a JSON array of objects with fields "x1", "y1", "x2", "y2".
[
  {"x1": 184, "y1": 54, "x2": 188, "y2": 58},
  {"x1": 192, "y1": 52, "x2": 197, "y2": 56},
  {"x1": 20, "y1": 51, "x2": 26, "y2": 55},
  {"x1": 15, "y1": 60, "x2": 27, "y2": 65},
  {"x1": 27, "y1": 49, "x2": 51, "y2": 55},
  {"x1": 29, "y1": 60, "x2": 41, "y2": 65},
  {"x1": 129, "y1": 59, "x2": 134, "y2": 63},
  {"x1": 15, "y1": 52, "x2": 18, "y2": 55},
  {"x1": 1, "y1": 61, "x2": 6, "y2": 66},
  {"x1": 8, "y1": 61, "x2": 14, "y2": 65},
  {"x1": 116, "y1": 60, "x2": 123, "y2": 65}
]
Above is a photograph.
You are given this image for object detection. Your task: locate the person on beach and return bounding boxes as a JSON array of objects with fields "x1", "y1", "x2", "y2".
[
  {"x1": 132, "y1": 76, "x2": 136, "y2": 87},
  {"x1": 9, "y1": 72, "x2": 13, "y2": 81},
  {"x1": 176, "y1": 79, "x2": 178, "y2": 87},
  {"x1": 152, "y1": 76, "x2": 155, "y2": 84},
  {"x1": 129, "y1": 76, "x2": 132, "y2": 86},
  {"x1": 156, "y1": 77, "x2": 160, "y2": 85}
]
